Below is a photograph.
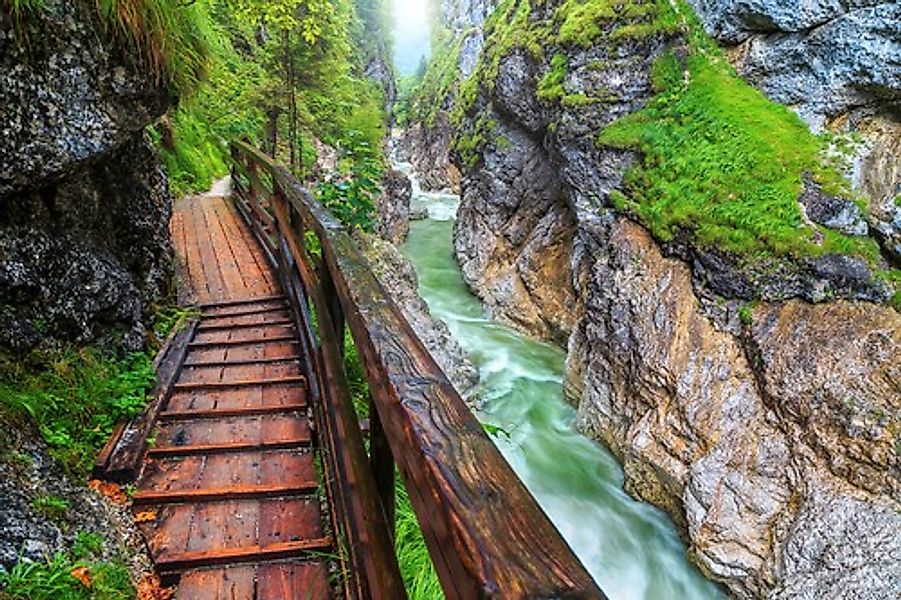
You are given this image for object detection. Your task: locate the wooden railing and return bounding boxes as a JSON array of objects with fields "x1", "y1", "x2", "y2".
[{"x1": 229, "y1": 141, "x2": 604, "y2": 599}]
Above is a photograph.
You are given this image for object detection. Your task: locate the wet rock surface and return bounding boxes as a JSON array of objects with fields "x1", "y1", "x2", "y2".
[
  {"x1": 565, "y1": 218, "x2": 901, "y2": 598},
  {"x1": 376, "y1": 169, "x2": 412, "y2": 244},
  {"x1": 0, "y1": 135, "x2": 173, "y2": 352},
  {"x1": 401, "y1": 119, "x2": 462, "y2": 193},
  {"x1": 436, "y1": 0, "x2": 901, "y2": 596},
  {"x1": 0, "y1": 0, "x2": 170, "y2": 196},
  {"x1": 355, "y1": 232, "x2": 479, "y2": 398},
  {"x1": 689, "y1": 0, "x2": 901, "y2": 126},
  {"x1": 0, "y1": 427, "x2": 150, "y2": 579},
  {"x1": 0, "y1": 0, "x2": 174, "y2": 352}
]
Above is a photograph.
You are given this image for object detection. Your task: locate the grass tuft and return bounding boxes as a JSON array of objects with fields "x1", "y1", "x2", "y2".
[
  {"x1": 0, "y1": 532, "x2": 132, "y2": 599},
  {"x1": 0, "y1": 347, "x2": 155, "y2": 478}
]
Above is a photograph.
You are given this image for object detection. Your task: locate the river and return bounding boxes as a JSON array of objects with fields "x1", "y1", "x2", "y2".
[{"x1": 396, "y1": 163, "x2": 725, "y2": 599}]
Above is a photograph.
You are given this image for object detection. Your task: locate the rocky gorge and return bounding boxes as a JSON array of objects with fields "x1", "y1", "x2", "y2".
[{"x1": 401, "y1": 0, "x2": 901, "y2": 597}]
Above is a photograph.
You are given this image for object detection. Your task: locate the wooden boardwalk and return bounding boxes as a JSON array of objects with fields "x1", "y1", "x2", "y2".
[{"x1": 134, "y1": 194, "x2": 332, "y2": 598}]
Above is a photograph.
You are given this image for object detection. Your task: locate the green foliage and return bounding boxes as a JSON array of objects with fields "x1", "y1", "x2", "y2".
[
  {"x1": 152, "y1": 305, "x2": 199, "y2": 341},
  {"x1": 315, "y1": 150, "x2": 380, "y2": 230},
  {"x1": 0, "y1": 348, "x2": 155, "y2": 478},
  {"x1": 0, "y1": 533, "x2": 132, "y2": 599},
  {"x1": 31, "y1": 496, "x2": 70, "y2": 528},
  {"x1": 408, "y1": 29, "x2": 468, "y2": 127},
  {"x1": 596, "y1": 44, "x2": 878, "y2": 261},
  {"x1": 395, "y1": 478, "x2": 443, "y2": 599},
  {"x1": 95, "y1": 0, "x2": 212, "y2": 96},
  {"x1": 157, "y1": 0, "x2": 389, "y2": 196}
]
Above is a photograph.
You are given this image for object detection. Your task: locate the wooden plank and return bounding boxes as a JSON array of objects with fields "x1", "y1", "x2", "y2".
[
  {"x1": 156, "y1": 538, "x2": 332, "y2": 572},
  {"x1": 188, "y1": 335, "x2": 297, "y2": 349},
  {"x1": 257, "y1": 562, "x2": 331, "y2": 600},
  {"x1": 200, "y1": 305, "x2": 288, "y2": 320},
  {"x1": 172, "y1": 375, "x2": 305, "y2": 392},
  {"x1": 165, "y1": 384, "x2": 305, "y2": 414},
  {"x1": 196, "y1": 318, "x2": 293, "y2": 332},
  {"x1": 147, "y1": 438, "x2": 311, "y2": 457},
  {"x1": 182, "y1": 356, "x2": 301, "y2": 368},
  {"x1": 198, "y1": 294, "x2": 285, "y2": 310},
  {"x1": 159, "y1": 404, "x2": 306, "y2": 421},
  {"x1": 132, "y1": 482, "x2": 318, "y2": 505},
  {"x1": 177, "y1": 360, "x2": 302, "y2": 385},
  {"x1": 174, "y1": 566, "x2": 256, "y2": 600}
]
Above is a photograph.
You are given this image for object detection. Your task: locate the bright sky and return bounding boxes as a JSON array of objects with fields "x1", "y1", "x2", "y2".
[{"x1": 391, "y1": 0, "x2": 431, "y2": 75}]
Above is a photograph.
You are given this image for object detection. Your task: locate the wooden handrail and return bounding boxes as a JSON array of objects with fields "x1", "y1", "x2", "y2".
[{"x1": 229, "y1": 141, "x2": 604, "y2": 599}]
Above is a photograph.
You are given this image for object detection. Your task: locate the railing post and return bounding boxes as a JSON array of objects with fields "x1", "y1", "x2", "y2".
[
  {"x1": 369, "y1": 397, "x2": 395, "y2": 536},
  {"x1": 320, "y1": 263, "x2": 346, "y2": 355}
]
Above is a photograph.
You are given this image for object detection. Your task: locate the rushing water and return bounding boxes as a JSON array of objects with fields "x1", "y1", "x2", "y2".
[{"x1": 396, "y1": 162, "x2": 724, "y2": 599}]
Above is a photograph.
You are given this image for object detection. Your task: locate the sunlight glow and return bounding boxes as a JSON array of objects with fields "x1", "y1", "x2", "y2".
[{"x1": 390, "y1": 0, "x2": 431, "y2": 74}]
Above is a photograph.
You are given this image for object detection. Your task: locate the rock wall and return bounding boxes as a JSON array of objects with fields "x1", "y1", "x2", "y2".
[
  {"x1": 355, "y1": 232, "x2": 479, "y2": 398},
  {"x1": 440, "y1": 0, "x2": 901, "y2": 597},
  {"x1": 0, "y1": 0, "x2": 174, "y2": 352},
  {"x1": 401, "y1": 0, "x2": 497, "y2": 191}
]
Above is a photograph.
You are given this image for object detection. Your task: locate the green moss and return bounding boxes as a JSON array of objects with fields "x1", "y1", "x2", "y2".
[
  {"x1": 537, "y1": 53, "x2": 568, "y2": 101},
  {"x1": 597, "y1": 45, "x2": 876, "y2": 262},
  {"x1": 555, "y1": 0, "x2": 616, "y2": 46}
]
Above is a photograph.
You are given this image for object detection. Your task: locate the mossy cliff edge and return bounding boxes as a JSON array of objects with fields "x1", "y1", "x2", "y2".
[{"x1": 404, "y1": 0, "x2": 901, "y2": 597}]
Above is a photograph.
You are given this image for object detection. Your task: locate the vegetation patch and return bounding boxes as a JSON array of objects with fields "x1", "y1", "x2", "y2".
[
  {"x1": 597, "y1": 45, "x2": 880, "y2": 262},
  {"x1": 0, "y1": 532, "x2": 132, "y2": 599},
  {"x1": 0, "y1": 347, "x2": 154, "y2": 478}
]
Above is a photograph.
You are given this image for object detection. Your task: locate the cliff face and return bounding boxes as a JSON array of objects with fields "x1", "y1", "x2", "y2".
[
  {"x1": 410, "y1": 0, "x2": 901, "y2": 597},
  {"x1": 400, "y1": 0, "x2": 497, "y2": 191},
  {"x1": 0, "y1": 0, "x2": 174, "y2": 351}
]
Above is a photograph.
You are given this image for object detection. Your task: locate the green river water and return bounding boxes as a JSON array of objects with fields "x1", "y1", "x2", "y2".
[{"x1": 398, "y1": 174, "x2": 725, "y2": 599}]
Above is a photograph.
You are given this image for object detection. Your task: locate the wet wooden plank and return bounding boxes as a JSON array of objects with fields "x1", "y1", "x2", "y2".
[
  {"x1": 153, "y1": 414, "x2": 311, "y2": 451},
  {"x1": 174, "y1": 565, "x2": 256, "y2": 600},
  {"x1": 157, "y1": 538, "x2": 332, "y2": 572},
  {"x1": 257, "y1": 562, "x2": 332, "y2": 600},
  {"x1": 172, "y1": 375, "x2": 305, "y2": 392},
  {"x1": 164, "y1": 384, "x2": 305, "y2": 413},
  {"x1": 258, "y1": 498, "x2": 324, "y2": 545}
]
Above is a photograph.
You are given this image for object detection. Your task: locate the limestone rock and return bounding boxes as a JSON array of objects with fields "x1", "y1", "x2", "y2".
[
  {"x1": 0, "y1": 1, "x2": 170, "y2": 196},
  {"x1": 0, "y1": 135, "x2": 173, "y2": 352},
  {"x1": 355, "y1": 232, "x2": 479, "y2": 398},
  {"x1": 688, "y1": 0, "x2": 901, "y2": 126},
  {"x1": 799, "y1": 177, "x2": 868, "y2": 236},
  {"x1": 376, "y1": 169, "x2": 412, "y2": 244},
  {"x1": 403, "y1": 118, "x2": 461, "y2": 193},
  {"x1": 0, "y1": 1, "x2": 174, "y2": 352},
  {"x1": 454, "y1": 121, "x2": 576, "y2": 346}
]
